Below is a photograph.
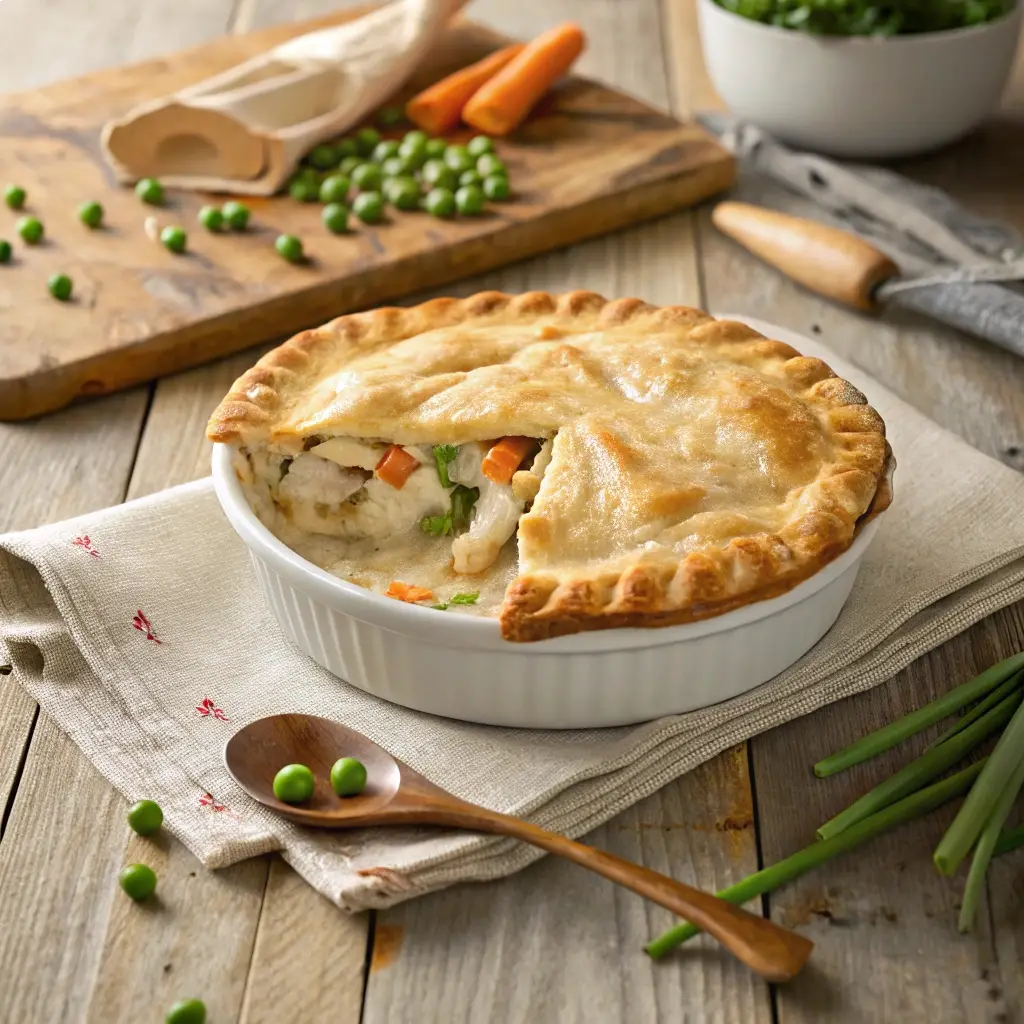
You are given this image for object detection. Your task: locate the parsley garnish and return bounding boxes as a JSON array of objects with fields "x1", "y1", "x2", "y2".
[
  {"x1": 433, "y1": 592, "x2": 480, "y2": 611},
  {"x1": 420, "y1": 484, "x2": 479, "y2": 538},
  {"x1": 433, "y1": 444, "x2": 459, "y2": 488}
]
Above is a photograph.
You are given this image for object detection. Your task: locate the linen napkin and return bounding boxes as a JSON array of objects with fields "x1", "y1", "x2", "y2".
[{"x1": 2, "y1": 327, "x2": 1024, "y2": 913}]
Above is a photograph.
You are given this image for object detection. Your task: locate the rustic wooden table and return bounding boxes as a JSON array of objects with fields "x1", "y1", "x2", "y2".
[{"x1": 1, "y1": 1, "x2": 1022, "y2": 1022}]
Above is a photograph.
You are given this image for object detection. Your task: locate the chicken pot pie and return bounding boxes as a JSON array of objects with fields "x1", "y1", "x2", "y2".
[{"x1": 208, "y1": 291, "x2": 892, "y2": 642}]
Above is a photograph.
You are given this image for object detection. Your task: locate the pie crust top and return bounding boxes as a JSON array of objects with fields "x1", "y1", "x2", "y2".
[{"x1": 208, "y1": 291, "x2": 891, "y2": 642}]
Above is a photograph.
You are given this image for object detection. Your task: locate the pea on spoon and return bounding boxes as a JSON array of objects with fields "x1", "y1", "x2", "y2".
[{"x1": 224, "y1": 713, "x2": 813, "y2": 983}]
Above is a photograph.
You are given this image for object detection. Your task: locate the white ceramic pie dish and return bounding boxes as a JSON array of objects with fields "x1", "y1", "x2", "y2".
[{"x1": 211, "y1": 318, "x2": 890, "y2": 729}]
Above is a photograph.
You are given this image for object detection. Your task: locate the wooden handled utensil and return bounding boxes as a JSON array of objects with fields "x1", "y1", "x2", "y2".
[
  {"x1": 225, "y1": 713, "x2": 813, "y2": 982},
  {"x1": 711, "y1": 201, "x2": 900, "y2": 312}
]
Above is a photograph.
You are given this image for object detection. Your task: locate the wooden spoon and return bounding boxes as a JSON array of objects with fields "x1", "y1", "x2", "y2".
[{"x1": 224, "y1": 713, "x2": 813, "y2": 982}]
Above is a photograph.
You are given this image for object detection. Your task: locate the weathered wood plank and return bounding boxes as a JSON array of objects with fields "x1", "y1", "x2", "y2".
[
  {"x1": 239, "y1": 859, "x2": 369, "y2": 1024},
  {"x1": 364, "y1": 752, "x2": 772, "y2": 1024},
  {"x1": 753, "y1": 614, "x2": 1024, "y2": 1023},
  {"x1": 0, "y1": 5, "x2": 256, "y2": 1024},
  {"x1": 361, "y1": 0, "x2": 771, "y2": 1019}
]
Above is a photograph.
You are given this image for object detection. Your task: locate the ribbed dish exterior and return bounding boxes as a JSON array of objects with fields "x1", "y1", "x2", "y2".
[{"x1": 249, "y1": 551, "x2": 861, "y2": 728}]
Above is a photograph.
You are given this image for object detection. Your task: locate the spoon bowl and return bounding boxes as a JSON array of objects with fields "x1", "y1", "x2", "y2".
[{"x1": 225, "y1": 713, "x2": 813, "y2": 982}]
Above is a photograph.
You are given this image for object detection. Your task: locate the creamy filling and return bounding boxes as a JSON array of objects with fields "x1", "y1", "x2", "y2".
[{"x1": 238, "y1": 434, "x2": 549, "y2": 613}]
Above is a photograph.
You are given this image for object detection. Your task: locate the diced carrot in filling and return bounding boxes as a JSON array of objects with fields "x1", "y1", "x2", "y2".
[
  {"x1": 375, "y1": 445, "x2": 420, "y2": 490},
  {"x1": 481, "y1": 436, "x2": 535, "y2": 485},
  {"x1": 385, "y1": 581, "x2": 435, "y2": 603}
]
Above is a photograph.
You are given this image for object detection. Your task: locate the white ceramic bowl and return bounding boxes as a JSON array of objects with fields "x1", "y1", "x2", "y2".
[
  {"x1": 698, "y1": 0, "x2": 1022, "y2": 158},
  {"x1": 211, "y1": 320, "x2": 888, "y2": 730}
]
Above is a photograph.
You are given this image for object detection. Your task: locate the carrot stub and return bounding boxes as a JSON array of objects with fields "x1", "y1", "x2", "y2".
[
  {"x1": 481, "y1": 436, "x2": 535, "y2": 485},
  {"x1": 462, "y1": 23, "x2": 586, "y2": 136},
  {"x1": 405, "y1": 43, "x2": 525, "y2": 136},
  {"x1": 385, "y1": 581, "x2": 435, "y2": 603},
  {"x1": 375, "y1": 445, "x2": 420, "y2": 490}
]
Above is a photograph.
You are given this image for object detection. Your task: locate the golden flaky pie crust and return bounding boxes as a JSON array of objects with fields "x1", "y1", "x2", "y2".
[{"x1": 208, "y1": 291, "x2": 892, "y2": 642}]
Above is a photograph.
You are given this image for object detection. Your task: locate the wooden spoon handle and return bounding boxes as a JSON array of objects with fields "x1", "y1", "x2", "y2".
[
  {"x1": 430, "y1": 800, "x2": 812, "y2": 982},
  {"x1": 711, "y1": 200, "x2": 899, "y2": 312}
]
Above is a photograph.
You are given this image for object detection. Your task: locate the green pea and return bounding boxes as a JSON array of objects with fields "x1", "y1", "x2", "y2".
[
  {"x1": 322, "y1": 202, "x2": 350, "y2": 234},
  {"x1": 198, "y1": 205, "x2": 224, "y2": 232},
  {"x1": 476, "y1": 154, "x2": 506, "y2": 178},
  {"x1": 4, "y1": 184, "x2": 26, "y2": 210},
  {"x1": 135, "y1": 177, "x2": 164, "y2": 205},
  {"x1": 78, "y1": 201, "x2": 104, "y2": 228},
  {"x1": 459, "y1": 169, "x2": 482, "y2": 187},
  {"x1": 165, "y1": 998, "x2": 207, "y2": 1024},
  {"x1": 455, "y1": 184, "x2": 485, "y2": 216},
  {"x1": 272, "y1": 762, "x2": 314, "y2": 801},
  {"x1": 372, "y1": 140, "x2": 400, "y2": 164},
  {"x1": 127, "y1": 799, "x2": 164, "y2": 836},
  {"x1": 423, "y1": 187, "x2": 456, "y2": 218},
  {"x1": 351, "y1": 163, "x2": 383, "y2": 191},
  {"x1": 385, "y1": 176, "x2": 421, "y2": 211},
  {"x1": 420, "y1": 160, "x2": 456, "y2": 191},
  {"x1": 443, "y1": 145, "x2": 474, "y2": 175},
  {"x1": 119, "y1": 863, "x2": 157, "y2": 901},
  {"x1": 0, "y1": 240, "x2": 11, "y2": 264},
  {"x1": 289, "y1": 177, "x2": 320, "y2": 203},
  {"x1": 377, "y1": 106, "x2": 406, "y2": 127},
  {"x1": 353, "y1": 191, "x2": 385, "y2": 224},
  {"x1": 295, "y1": 165, "x2": 321, "y2": 184},
  {"x1": 160, "y1": 225, "x2": 187, "y2": 254},
  {"x1": 424, "y1": 138, "x2": 447, "y2": 159},
  {"x1": 18, "y1": 216, "x2": 43, "y2": 244},
  {"x1": 335, "y1": 138, "x2": 359, "y2": 160},
  {"x1": 222, "y1": 200, "x2": 250, "y2": 231},
  {"x1": 307, "y1": 143, "x2": 338, "y2": 170},
  {"x1": 339, "y1": 155, "x2": 363, "y2": 176},
  {"x1": 467, "y1": 135, "x2": 494, "y2": 158},
  {"x1": 381, "y1": 156, "x2": 410, "y2": 179},
  {"x1": 330, "y1": 757, "x2": 368, "y2": 797},
  {"x1": 483, "y1": 174, "x2": 511, "y2": 201},
  {"x1": 319, "y1": 174, "x2": 351, "y2": 204},
  {"x1": 355, "y1": 127, "x2": 381, "y2": 156},
  {"x1": 402, "y1": 129, "x2": 428, "y2": 151},
  {"x1": 48, "y1": 273, "x2": 73, "y2": 301},
  {"x1": 397, "y1": 143, "x2": 428, "y2": 171},
  {"x1": 275, "y1": 234, "x2": 305, "y2": 264}
]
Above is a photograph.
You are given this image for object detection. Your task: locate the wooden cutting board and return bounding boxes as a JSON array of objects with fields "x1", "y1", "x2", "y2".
[{"x1": 0, "y1": 11, "x2": 733, "y2": 421}]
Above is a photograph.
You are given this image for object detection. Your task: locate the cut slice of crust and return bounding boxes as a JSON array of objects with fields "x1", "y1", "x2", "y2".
[{"x1": 208, "y1": 291, "x2": 892, "y2": 642}]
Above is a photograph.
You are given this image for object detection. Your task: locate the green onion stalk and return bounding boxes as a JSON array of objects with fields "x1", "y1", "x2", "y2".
[
  {"x1": 926, "y1": 670, "x2": 1023, "y2": 751},
  {"x1": 813, "y1": 653, "x2": 1024, "y2": 778},
  {"x1": 935, "y1": 694, "x2": 1024, "y2": 876},
  {"x1": 645, "y1": 761, "x2": 985, "y2": 959},
  {"x1": 958, "y1": 750, "x2": 1024, "y2": 932},
  {"x1": 816, "y1": 690, "x2": 1022, "y2": 840}
]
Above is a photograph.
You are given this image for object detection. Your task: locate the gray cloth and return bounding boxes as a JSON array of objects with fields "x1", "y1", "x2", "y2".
[{"x1": 2, "y1": 332, "x2": 1024, "y2": 913}]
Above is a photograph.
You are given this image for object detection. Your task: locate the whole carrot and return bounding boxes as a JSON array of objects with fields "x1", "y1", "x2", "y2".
[
  {"x1": 406, "y1": 43, "x2": 525, "y2": 136},
  {"x1": 462, "y1": 22, "x2": 586, "y2": 136}
]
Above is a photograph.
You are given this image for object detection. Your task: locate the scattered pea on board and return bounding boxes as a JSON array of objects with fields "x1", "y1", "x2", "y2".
[
  {"x1": 355, "y1": 126, "x2": 381, "y2": 156},
  {"x1": 0, "y1": 240, "x2": 11, "y2": 264},
  {"x1": 376, "y1": 105, "x2": 406, "y2": 127},
  {"x1": 275, "y1": 234, "x2": 305, "y2": 263},
  {"x1": 289, "y1": 177, "x2": 320, "y2": 203},
  {"x1": 198, "y1": 205, "x2": 224, "y2": 232},
  {"x1": 455, "y1": 185, "x2": 485, "y2": 216},
  {"x1": 135, "y1": 177, "x2": 164, "y2": 205},
  {"x1": 372, "y1": 139, "x2": 401, "y2": 164},
  {"x1": 467, "y1": 135, "x2": 493, "y2": 157},
  {"x1": 273, "y1": 763, "x2": 315, "y2": 802},
  {"x1": 160, "y1": 225, "x2": 187, "y2": 254},
  {"x1": 4, "y1": 184, "x2": 26, "y2": 210},
  {"x1": 118, "y1": 863, "x2": 158, "y2": 901},
  {"x1": 17, "y1": 216, "x2": 43, "y2": 244},
  {"x1": 78, "y1": 201, "x2": 104, "y2": 228},
  {"x1": 322, "y1": 203, "x2": 350, "y2": 234},
  {"x1": 386, "y1": 177, "x2": 421, "y2": 211},
  {"x1": 307, "y1": 143, "x2": 338, "y2": 170},
  {"x1": 476, "y1": 154, "x2": 506, "y2": 178},
  {"x1": 330, "y1": 757, "x2": 368, "y2": 797},
  {"x1": 459, "y1": 169, "x2": 482, "y2": 188},
  {"x1": 353, "y1": 191, "x2": 385, "y2": 224},
  {"x1": 48, "y1": 273, "x2": 73, "y2": 301},
  {"x1": 443, "y1": 145, "x2": 474, "y2": 175},
  {"x1": 351, "y1": 163, "x2": 383, "y2": 191},
  {"x1": 421, "y1": 160, "x2": 456, "y2": 191},
  {"x1": 319, "y1": 174, "x2": 351, "y2": 204},
  {"x1": 423, "y1": 187, "x2": 456, "y2": 218},
  {"x1": 127, "y1": 799, "x2": 164, "y2": 835},
  {"x1": 483, "y1": 174, "x2": 511, "y2": 201},
  {"x1": 339, "y1": 155, "x2": 362, "y2": 176},
  {"x1": 221, "y1": 200, "x2": 250, "y2": 231},
  {"x1": 165, "y1": 998, "x2": 207, "y2": 1024}
]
